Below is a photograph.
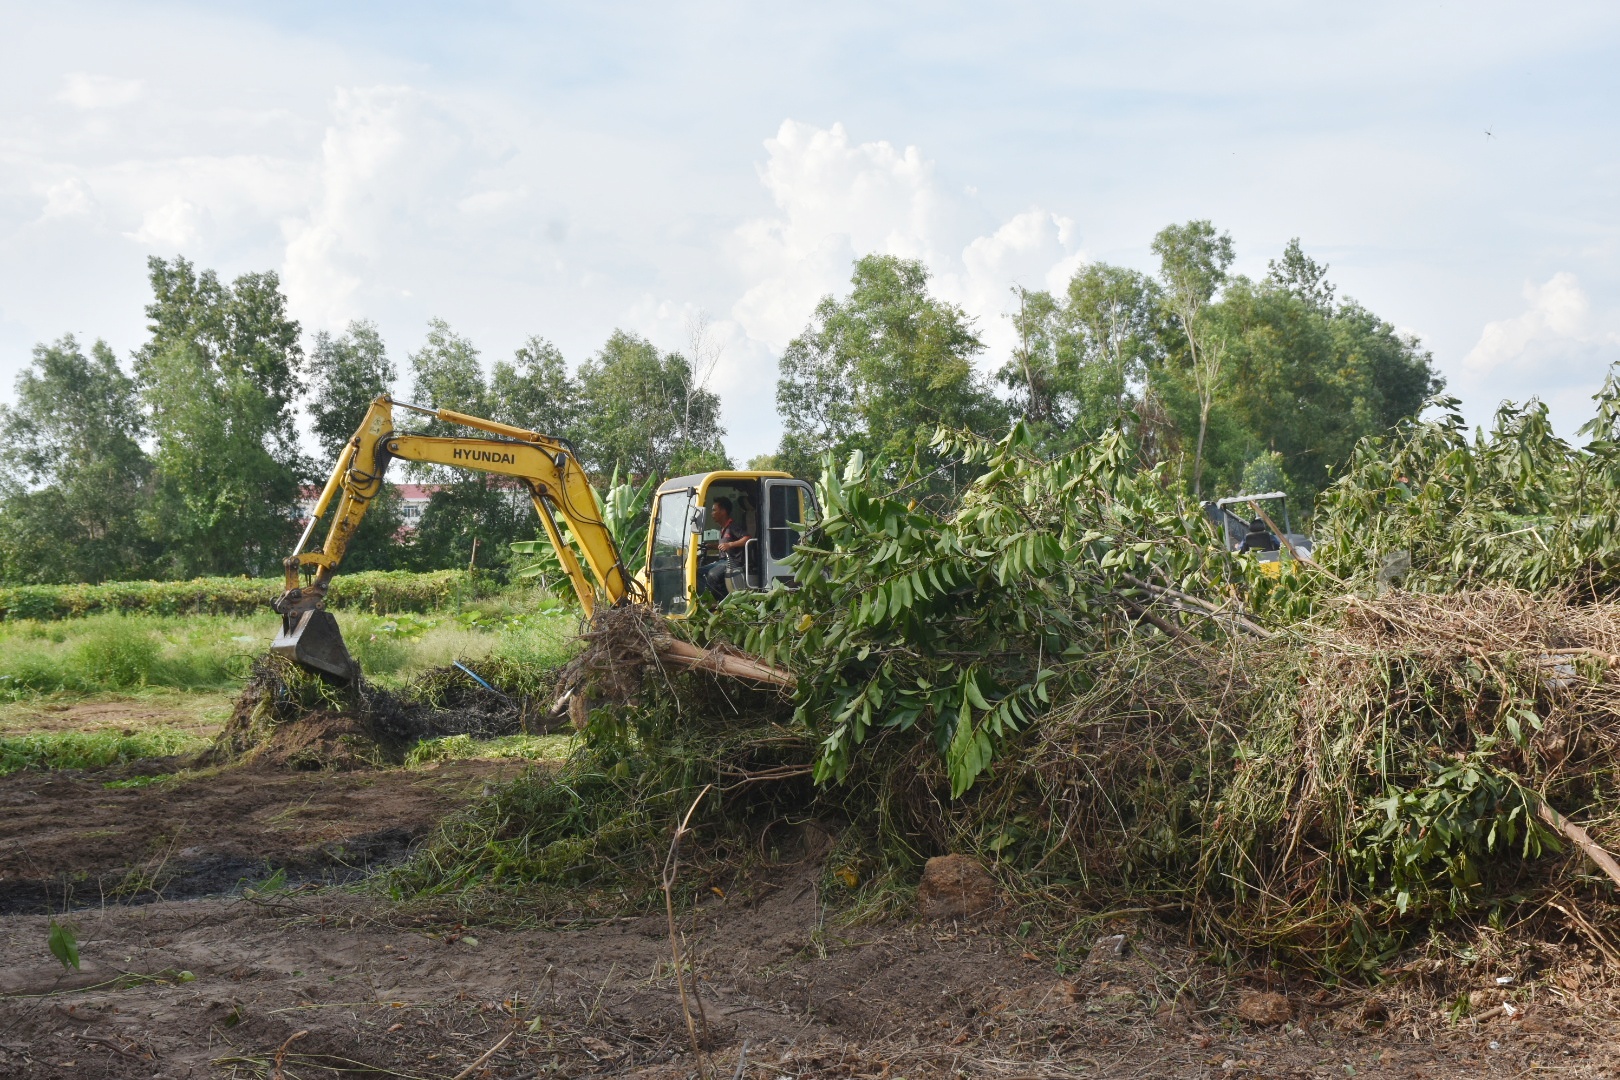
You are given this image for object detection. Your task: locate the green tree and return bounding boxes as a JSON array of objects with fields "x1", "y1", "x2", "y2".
[
  {"x1": 407, "y1": 318, "x2": 490, "y2": 431},
  {"x1": 1152, "y1": 221, "x2": 1234, "y2": 496},
  {"x1": 999, "y1": 265, "x2": 1167, "y2": 454},
  {"x1": 492, "y1": 335, "x2": 581, "y2": 438},
  {"x1": 777, "y1": 255, "x2": 1006, "y2": 477},
  {"x1": 135, "y1": 257, "x2": 306, "y2": 577},
  {"x1": 1266, "y1": 237, "x2": 1336, "y2": 311},
  {"x1": 404, "y1": 319, "x2": 535, "y2": 572},
  {"x1": 0, "y1": 336, "x2": 155, "y2": 583},
  {"x1": 575, "y1": 330, "x2": 726, "y2": 479},
  {"x1": 306, "y1": 319, "x2": 404, "y2": 572},
  {"x1": 1198, "y1": 251, "x2": 1441, "y2": 510},
  {"x1": 308, "y1": 319, "x2": 394, "y2": 459}
]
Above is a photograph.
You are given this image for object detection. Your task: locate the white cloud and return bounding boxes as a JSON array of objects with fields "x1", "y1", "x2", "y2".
[
  {"x1": 58, "y1": 72, "x2": 144, "y2": 109},
  {"x1": 1463, "y1": 272, "x2": 1620, "y2": 385},
  {"x1": 125, "y1": 196, "x2": 206, "y2": 247},
  {"x1": 39, "y1": 177, "x2": 95, "y2": 219},
  {"x1": 281, "y1": 86, "x2": 466, "y2": 328},
  {"x1": 1459, "y1": 272, "x2": 1620, "y2": 426},
  {"x1": 729, "y1": 120, "x2": 1081, "y2": 365}
]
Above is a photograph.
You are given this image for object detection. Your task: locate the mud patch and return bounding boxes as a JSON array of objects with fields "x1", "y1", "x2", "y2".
[{"x1": 0, "y1": 758, "x2": 520, "y2": 914}]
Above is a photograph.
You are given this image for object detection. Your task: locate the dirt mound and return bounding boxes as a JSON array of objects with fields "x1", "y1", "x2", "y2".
[{"x1": 206, "y1": 655, "x2": 542, "y2": 769}]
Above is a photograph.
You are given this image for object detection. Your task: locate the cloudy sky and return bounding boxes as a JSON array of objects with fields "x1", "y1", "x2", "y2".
[{"x1": 2, "y1": 1, "x2": 1618, "y2": 462}]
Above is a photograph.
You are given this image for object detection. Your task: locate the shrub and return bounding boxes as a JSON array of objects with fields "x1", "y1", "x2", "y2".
[
  {"x1": 0, "y1": 570, "x2": 496, "y2": 622},
  {"x1": 71, "y1": 620, "x2": 162, "y2": 689}
]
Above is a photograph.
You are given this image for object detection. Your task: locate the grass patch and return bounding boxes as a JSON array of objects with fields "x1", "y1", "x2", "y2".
[
  {"x1": 102, "y1": 773, "x2": 176, "y2": 789},
  {"x1": 0, "y1": 596, "x2": 579, "y2": 701},
  {"x1": 0, "y1": 728, "x2": 211, "y2": 774},
  {"x1": 404, "y1": 732, "x2": 575, "y2": 767}
]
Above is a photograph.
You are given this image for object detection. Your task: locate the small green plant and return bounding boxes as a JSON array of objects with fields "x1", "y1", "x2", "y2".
[
  {"x1": 406, "y1": 733, "x2": 477, "y2": 766},
  {"x1": 1349, "y1": 751, "x2": 1557, "y2": 917},
  {"x1": 72, "y1": 619, "x2": 162, "y2": 688},
  {"x1": 102, "y1": 773, "x2": 174, "y2": 790},
  {"x1": 48, "y1": 918, "x2": 79, "y2": 970}
]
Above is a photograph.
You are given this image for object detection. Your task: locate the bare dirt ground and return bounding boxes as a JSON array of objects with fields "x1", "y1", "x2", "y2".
[
  {"x1": 0, "y1": 749, "x2": 515, "y2": 915},
  {"x1": 3, "y1": 699, "x2": 1620, "y2": 1078},
  {"x1": 3, "y1": 864, "x2": 1619, "y2": 1080}
]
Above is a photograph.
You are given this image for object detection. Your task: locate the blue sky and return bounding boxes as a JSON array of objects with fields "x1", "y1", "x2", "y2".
[{"x1": 2, "y1": 1, "x2": 1618, "y2": 462}]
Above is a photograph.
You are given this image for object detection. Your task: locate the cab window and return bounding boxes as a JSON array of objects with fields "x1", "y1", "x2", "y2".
[
  {"x1": 649, "y1": 489, "x2": 694, "y2": 614},
  {"x1": 767, "y1": 483, "x2": 813, "y2": 561}
]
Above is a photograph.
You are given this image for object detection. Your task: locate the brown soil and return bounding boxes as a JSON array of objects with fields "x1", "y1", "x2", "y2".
[
  {"x1": 3, "y1": 700, "x2": 1618, "y2": 1077},
  {"x1": 0, "y1": 757, "x2": 519, "y2": 915},
  {"x1": 3, "y1": 869, "x2": 1618, "y2": 1079}
]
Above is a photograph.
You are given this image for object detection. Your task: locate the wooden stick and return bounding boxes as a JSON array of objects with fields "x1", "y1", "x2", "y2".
[
  {"x1": 1535, "y1": 800, "x2": 1620, "y2": 890},
  {"x1": 450, "y1": 1029, "x2": 514, "y2": 1080},
  {"x1": 664, "y1": 784, "x2": 715, "y2": 1077},
  {"x1": 1246, "y1": 501, "x2": 1345, "y2": 585}
]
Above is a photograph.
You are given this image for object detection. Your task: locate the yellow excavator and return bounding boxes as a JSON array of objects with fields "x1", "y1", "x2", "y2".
[{"x1": 272, "y1": 395, "x2": 816, "y2": 682}]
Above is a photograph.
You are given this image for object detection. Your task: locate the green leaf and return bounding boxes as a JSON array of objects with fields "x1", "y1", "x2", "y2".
[{"x1": 48, "y1": 918, "x2": 79, "y2": 970}]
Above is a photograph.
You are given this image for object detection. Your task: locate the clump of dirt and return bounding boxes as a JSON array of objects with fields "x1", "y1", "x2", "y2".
[{"x1": 205, "y1": 655, "x2": 546, "y2": 769}]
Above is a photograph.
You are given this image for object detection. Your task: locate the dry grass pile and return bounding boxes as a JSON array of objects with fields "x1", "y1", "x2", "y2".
[{"x1": 921, "y1": 587, "x2": 1620, "y2": 975}]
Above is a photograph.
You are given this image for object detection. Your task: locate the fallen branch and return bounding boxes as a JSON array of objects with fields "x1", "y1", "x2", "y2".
[
  {"x1": 655, "y1": 637, "x2": 796, "y2": 688},
  {"x1": 1535, "y1": 799, "x2": 1620, "y2": 890},
  {"x1": 1122, "y1": 573, "x2": 1272, "y2": 639}
]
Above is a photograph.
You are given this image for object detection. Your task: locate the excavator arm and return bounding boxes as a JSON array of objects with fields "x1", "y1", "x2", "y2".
[{"x1": 272, "y1": 395, "x2": 639, "y2": 679}]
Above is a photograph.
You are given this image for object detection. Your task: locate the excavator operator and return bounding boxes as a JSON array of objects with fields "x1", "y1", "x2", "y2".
[{"x1": 702, "y1": 497, "x2": 751, "y2": 599}]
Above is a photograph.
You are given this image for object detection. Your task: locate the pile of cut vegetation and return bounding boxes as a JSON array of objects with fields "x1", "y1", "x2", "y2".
[
  {"x1": 208, "y1": 654, "x2": 564, "y2": 770},
  {"x1": 395, "y1": 394, "x2": 1620, "y2": 975}
]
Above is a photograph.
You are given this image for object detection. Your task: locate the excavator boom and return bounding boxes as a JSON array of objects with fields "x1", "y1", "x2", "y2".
[{"x1": 272, "y1": 396, "x2": 637, "y2": 680}]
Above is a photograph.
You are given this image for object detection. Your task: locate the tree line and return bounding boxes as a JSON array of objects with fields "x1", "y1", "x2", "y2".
[
  {"x1": 0, "y1": 223, "x2": 1440, "y2": 584},
  {"x1": 773, "y1": 224, "x2": 1440, "y2": 512},
  {"x1": 0, "y1": 257, "x2": 726, "y2": 583}
]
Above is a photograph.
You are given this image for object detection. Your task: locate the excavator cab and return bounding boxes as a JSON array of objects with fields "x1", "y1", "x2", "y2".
[
  {"x1": 645, "y1": 471, "x2": 819, "y2": 616},
  {"x1": 1203, "y1": 491, "x2": 1313, "y2": 574}
]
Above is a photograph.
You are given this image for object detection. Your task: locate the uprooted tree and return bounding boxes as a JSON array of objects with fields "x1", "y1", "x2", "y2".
[{"x1": 399, "y1": 375, "x2": 1620, "y2": 976}]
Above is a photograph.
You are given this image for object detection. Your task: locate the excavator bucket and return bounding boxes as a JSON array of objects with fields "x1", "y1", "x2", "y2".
[{"x1": 272, "y1": 609, "x2": 358, "y2": 681}]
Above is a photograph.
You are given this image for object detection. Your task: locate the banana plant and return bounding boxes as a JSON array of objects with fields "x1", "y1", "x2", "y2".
[{"x1": 510, "y1": 467, "x2": 657, "y2": 596}]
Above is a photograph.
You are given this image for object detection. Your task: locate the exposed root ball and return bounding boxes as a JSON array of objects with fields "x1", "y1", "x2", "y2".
[{"x1": 207, "y1": 655, "x2": 544, "y2": 768}]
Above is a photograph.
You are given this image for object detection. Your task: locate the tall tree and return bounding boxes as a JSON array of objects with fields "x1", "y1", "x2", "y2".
[
  {"x1": 308, "y1": 319, "x2": 394, "y2": 459},
  {"x1": 491, "y1": 335, "x2": 581, "y2": 438},
  {"x1": 0, "y1": 337, "x2": 154, "y2": 583},
  {"x1": 575, "y1": 330, "x2": 726, "y2": 479},
  {"x1": 1152, "y1": 221, "x2": 1234, "y2": 496},
  {"x1": 404, "y1": 319, "x2": 533, "y2": 572},
  {"x1": 306, "y1": 319, "x2": 403, "y2": 571},
  {"x1": 407, "y1": 318, "x2": 490, "y2": 431},
  {"x1": 777, "y1": 255, "x2": 1005, "y2": 477},
  {"x1": 998, "y1": 265, "x2": 1167, "y2": 454},
  {"x1": 1266, "y1": 237, "x2": 1336, "y2": 311},
  {"x1": 135, "y1": 256, "x2": 306, "y2": 577},
  {"x1": 1201, "y1": 253, "x2": 1441, "y2": 509}
]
